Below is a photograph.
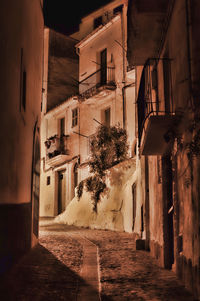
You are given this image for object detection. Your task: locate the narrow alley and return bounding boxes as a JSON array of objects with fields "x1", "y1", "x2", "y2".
[
  {"x1": 0, "y1": 219, "x2": 196, "y2": 301},
  {"x1": 1, "y1": 1, "x2": 200, "y2": 300}
]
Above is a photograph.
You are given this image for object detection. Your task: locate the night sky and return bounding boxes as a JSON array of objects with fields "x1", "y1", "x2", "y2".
[{"x1": 43, "y1": 0, "x2": 113, "y2": 35}]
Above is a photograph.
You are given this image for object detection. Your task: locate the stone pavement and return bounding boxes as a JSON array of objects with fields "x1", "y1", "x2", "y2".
[{"x1": 0, "y1": 220, "x2": 197, "y2": 301}]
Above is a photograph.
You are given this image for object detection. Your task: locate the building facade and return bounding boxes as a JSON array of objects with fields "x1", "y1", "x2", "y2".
[
  {"x1": 0, "y1": 0, "x2": 43, "y2": 274},
  {"x1": 39, "y1": 0, "x2": 144, "y2": 233},
  {"x1": 128, "y1": 0, "x2": 200, "y2": 298}
]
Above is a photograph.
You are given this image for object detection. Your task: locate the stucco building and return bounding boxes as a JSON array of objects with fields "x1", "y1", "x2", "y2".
[
  {"x1": 39, "y1": 0, "x2": 143, "y2": 233},
  {"x1": 127, "y1": 0, "x2": 200, "y2": 298},
  {"x1": 0, "y1": 0, "x2": 43, "y2": 274}
]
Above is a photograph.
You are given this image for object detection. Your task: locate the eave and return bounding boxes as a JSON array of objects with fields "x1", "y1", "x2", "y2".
[{"x1": 76, "y1": 14, "x2": 120, "y2": 50}]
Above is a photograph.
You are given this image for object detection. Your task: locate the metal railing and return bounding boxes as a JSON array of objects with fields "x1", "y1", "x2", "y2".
[
  {"x1": 45, "y1": 135, "x2": 69, "y2": 159},
  {"x1": 137, "y1": 60, "x2": 174, "y2": 146},
  {"x1": 79, "y1": 67, "x2": 115, "y2": 96}
]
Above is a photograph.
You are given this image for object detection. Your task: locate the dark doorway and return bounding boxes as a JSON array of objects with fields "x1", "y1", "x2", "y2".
[
  {"x1": 132, "y1": 183, "x2": 136, "y2": 231},
  {"x1": 74, "y1": 163, "x2": 78, "y2": 189},
  {"x1": 100, "y1": 48, "x2": 107, "y2": 85},
  {"x1": 162, "y1": 154, "x2": 174, "y2": 269},
  {"x1": 58, "y1": 170, "x2": 66, "y2": 214}
]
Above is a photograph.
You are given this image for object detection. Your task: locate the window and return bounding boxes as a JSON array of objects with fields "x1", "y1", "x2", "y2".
[
  {"x1": 94, "y1": 16, "x2": 103, "y2": 29},
  {"x1": 102, "y1": 107, "x2": 110, "y2": 127},
  {"x1": 47, "y1": 176, "x2": 50, "y2": 185},
  {"x1": 60, "y1": 118, "x2": 65, "y2": 135},
  {"x1": 72, "y1": 108, "x2": 78, "y2": 127}
]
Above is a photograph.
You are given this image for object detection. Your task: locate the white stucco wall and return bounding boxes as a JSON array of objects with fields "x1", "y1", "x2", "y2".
[
  {"x1": 40, "y1": 0, "x2": 138, "y2": 230},
  {"x1": 55, "y1": 158, "x2": 137, "y2": 232}
]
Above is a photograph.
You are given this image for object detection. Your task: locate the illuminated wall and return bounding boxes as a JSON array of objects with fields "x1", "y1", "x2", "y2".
[{"x1": 0, "y1": 0, "x2": 43, "y2": 274}]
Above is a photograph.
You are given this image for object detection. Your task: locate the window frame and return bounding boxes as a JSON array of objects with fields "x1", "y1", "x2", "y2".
[
  {"x1": 102, "y1": 107, "x2": 111, "y2": 127},
  {"x1": 72, "y1": 107, "x2": 78, "y2": 128}
]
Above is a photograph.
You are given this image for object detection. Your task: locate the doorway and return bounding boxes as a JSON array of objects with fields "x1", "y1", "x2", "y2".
[
  {"x1": 100, "y1": 48, "x2": 107, "y2": 85},
  {"x1": 57, "y1": 170, "x2": 66, "y2": 215}
]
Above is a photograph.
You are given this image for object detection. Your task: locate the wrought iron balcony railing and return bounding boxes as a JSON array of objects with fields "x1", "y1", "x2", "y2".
[
  {"x1": 137, "y1": 61, "x2": 174, "y2": 146},
  {"x1": 79, "y1": 67, "x2": 116, "y2": 98},
  {"x1": 45, "y1": 135, "x2": 69, "y2": 159},
  {"x1": 137, "y1": 60, "x2": 179, "y2": 155}
]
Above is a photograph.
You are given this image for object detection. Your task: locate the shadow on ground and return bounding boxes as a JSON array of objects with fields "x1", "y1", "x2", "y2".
[{"x1": 0, "y1": 244, "x2": 109, "y2": 301}]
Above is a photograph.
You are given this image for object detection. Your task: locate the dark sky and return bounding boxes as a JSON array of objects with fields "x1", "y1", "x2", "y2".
[{"x1": 43, "y1": 0, "x2": 113, "y2": 35}]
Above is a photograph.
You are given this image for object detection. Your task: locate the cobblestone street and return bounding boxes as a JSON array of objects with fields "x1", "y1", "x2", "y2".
[{"x1": 0, "y1": 220, "x2": 197, "y2": 301}]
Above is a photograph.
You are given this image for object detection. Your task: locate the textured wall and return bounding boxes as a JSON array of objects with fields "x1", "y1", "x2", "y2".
[{"x1": 0, "y1": 0, "x2": 43, "y2": 273}]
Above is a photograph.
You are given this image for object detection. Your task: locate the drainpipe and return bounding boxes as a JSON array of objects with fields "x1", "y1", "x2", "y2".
[{"x1": 122, "y1": 86, "x2": 126, "y2": 129}]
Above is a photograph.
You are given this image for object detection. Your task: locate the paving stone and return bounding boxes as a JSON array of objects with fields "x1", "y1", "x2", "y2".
[{"x1": 0, "y1": 221, "x2": 197, "y2": 300}]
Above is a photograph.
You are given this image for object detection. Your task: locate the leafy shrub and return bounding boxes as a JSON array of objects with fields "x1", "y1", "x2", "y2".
[
  {"x1": 89, "y1": 125, "x2": 128, "y2": 177},
  {"x1": 77, "y1": 180, "x2": 84, "y2": 200},
  {"x1": 87, "y1": 124, "x2": 128, "y2": 211}
]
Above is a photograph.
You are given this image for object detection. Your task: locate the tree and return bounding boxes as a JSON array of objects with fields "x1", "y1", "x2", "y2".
[{"x1": 78, "y1": 124, "x2": 129, "y2": 212}]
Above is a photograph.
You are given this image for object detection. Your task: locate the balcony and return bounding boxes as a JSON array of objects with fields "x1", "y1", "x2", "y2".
[
  {"x1": 137, "y1": 64, "x2": 180, "y2": 156},
  {"x1": 45, "y1": 135, "x2": 69, "y2": 167},
  {"x1": 78, "y1": 67, "x2": 116, "y2": 100}
]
